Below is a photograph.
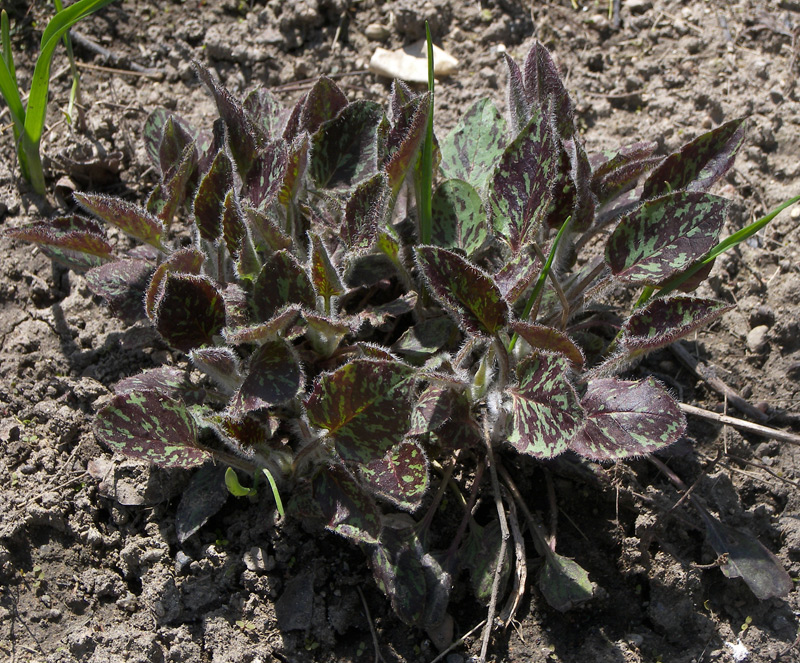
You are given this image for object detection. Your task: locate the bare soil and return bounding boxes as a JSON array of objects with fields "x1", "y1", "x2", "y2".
[{"x1": 1, "y1": 1, "x2": 799, "y2": 662}]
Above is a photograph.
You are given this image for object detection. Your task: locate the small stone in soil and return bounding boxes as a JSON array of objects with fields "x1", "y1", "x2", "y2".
[{"x1": 747, "y1": 325, "x2": 769, "y2": 353}]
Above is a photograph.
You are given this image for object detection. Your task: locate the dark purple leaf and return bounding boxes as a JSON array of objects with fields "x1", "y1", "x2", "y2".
[
  {"x1": 503, "y1": 52, "x2": 530, "y2": 134},
  {"x1": 431, "y1": 179, "x2": 488, "y2": 256},
  {"x1": 605, "y1": 192, "x2": 728, "y2": 285},
  {"x1": 94, "y1": 391, "x2": 209, "y2": 469},
  {"x1": 75, "y1": 192, "x2": 166, "y2": 250},
  {"x1": 153, "y1": 273, "x2": 227, "y2": 352},
  {"x1": 310, "y1": 100, "x2": 382, "y2": 190},
  {"x1": 114, "y1": 366, "x2": 193, "y2": 400},
  {"x1": 223, "y1": 306, "x2": 302, "y2": 344},
  {"x1": 85, "y1": 259, "x2": 154, "y2": 323},
  {"x1": 384, "y1": 93, "x2": 430, "y2": 197},
  {"x1": 244, "y1": 206, "x2": 293, "y2": 252},
  {"x1": 244, "y1": 140, "x2": 288, "y2": 210},
  {"x1": 392, "y1": 316, "x2": 458, "y2": 360},
  {"x1": 487, "y1": 110, "x2": 559, "y2": 254},
  {"x1": 509, "y1": 322, "x2": 584, "y2": 368},
  {"x1": 221, "y1": 190, "x2": 246, "y2": 256},
  {"x1": 592, "y1": 156, "x2": 662, "y2": 206},
  {"x1": 440, "y1": 98, "x2": 507, "y2": 190},
  {"x1": 300, "y1": 76, "x2": 349, "y2": 134},
  {"x1": 313, "y1": 464, "x2": 382, "y2": 544},
  {"x1": 145, "y1": 247, "x2": 205, "y2": 319},
  {"x1": 309, "y1": 233, "x2": 344, "y2": 301},
  {"x1": 251, "y1": 250, "x2": 315, "y2": 322},
  {"x1": 193, "y1": 149, "x2": 233, "y2": 242},
  {"x1": 278, "y1": 134, "x2": 310, "y2": 206},
  {"x1": 507, "y1": 354, "x2": 583, "y2": 458},
  {"x1": 642, "y1": 118, "x2": 746, "y2": 198},
  {"x1": 231, "y1": 339, "x2": 302, "y2": 413},
  {"x1": 623, "y1": 296, "x2": 733, "y2": 354},
  {"x1": 175, "y1": 464, "x2": 229, "y2": 543},
  {"x1": 305, "y1": 359, "x2": 416, "y2": 464},
  {"x1": 158, "y1": 115, "x2": 195, "y2": 181},
  {"x1": 570, "y1": 378, "x2": 685, "y2": 461},
  {"x1": 360, "y1": 440, "x2": 429, "y2": 510},
  {"x1": 243, "y1": 87, "x2": 283, "y2": 138},
  {"x1": 415, "y1": 246, "x2": 509, "y2": 336},
  {"x1": 159, "y1": 141, "x2": 198, "y2": 226}
]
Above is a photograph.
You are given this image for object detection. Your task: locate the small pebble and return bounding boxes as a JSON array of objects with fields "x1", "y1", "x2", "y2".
[
  {"x1": 365, "y1": 23, "x2": 391, "y2": 41},
  {"x1": 746, "y1": 325, "x2": 769, "y2": 353}
]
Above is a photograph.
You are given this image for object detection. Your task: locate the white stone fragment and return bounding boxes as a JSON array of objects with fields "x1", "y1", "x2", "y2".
[{"x1": 369, "y1": 39, "x2": 459, "y2": 83}]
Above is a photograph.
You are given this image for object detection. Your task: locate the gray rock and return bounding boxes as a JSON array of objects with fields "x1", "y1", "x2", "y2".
[{"x1": 747, "y1": 325, "x2": 769, "y2": 353}]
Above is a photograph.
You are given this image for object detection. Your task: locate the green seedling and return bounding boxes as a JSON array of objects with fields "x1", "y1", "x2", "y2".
[
  {"x1": 7, "y1": 31, "x2": 797, "y2": 644},
  {"x1": 0, "y1": 0, "x2": 116, "y2": 194}
]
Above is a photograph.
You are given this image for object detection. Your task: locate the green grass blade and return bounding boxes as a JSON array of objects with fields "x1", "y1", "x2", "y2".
[
  {"x1": 656, "y1": 194, "x2": 800, "y2": 299},
  {"x1": 262, "y1": 467, "x2": 285, "y2": 517},
  {"x1": 1, "y1": 10, "x2": 17, "y2": 83},
  {"x1": 54, "y1": 0, "x2": 81, "y2": 124},
  {"x1": 418, "y1": 21, "x2": 435, "y2": 245}
]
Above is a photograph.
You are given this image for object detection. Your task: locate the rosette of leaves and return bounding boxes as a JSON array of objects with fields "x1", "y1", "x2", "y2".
[{"x1": 8, "y1": 41, "x2": 792, "y2": 636}]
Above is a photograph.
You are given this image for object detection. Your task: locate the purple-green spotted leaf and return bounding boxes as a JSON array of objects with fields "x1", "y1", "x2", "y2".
[
  {"x1": 342, "y1": 173, "x2": 389, "y2": 251},
  {"x1": 221, "y1": 190, "x2": 246, "y2": 256},
  {"x1": 94, "y1": 391, "x2": 209, "y2": 469},
  {"x1": 570, "y1": 377, "x2": 685, "y2": 461},
  {"x1": 216, "y1": 412, "x2": 279, "y2": 451},
  {"x1": 193, "y1": 149, "x2": 233, "y2": 242},
  {"x1": 195, "y1": 61, "x2": 261, "y2": 178},
  {"x1": 5, "y1": 215, "x2": 113, "y2": 270},
  {"x1": 75, "y1": 192, "x2": 166, "y2": 250},
  {"x1": 252, "y1": 250, "x2": 315, "y2": 322},
  {"x1": 384, "y1": 93, "x2": 430, "y2": 197},
  {"x1": 487, "y1": 110, "x2": 559, "y2": 254},
  {"x1": 143, "y1": 108, "x2": 172, "y2": 167},
  {"x1": 243, "y1": 87, "x2": 284, "y2": 138},
  {"x1": 159, "y1": 115, "x2": 195, "y2": 180},
  {"x1": 313, "y1": 464, "x2": 382, "y2": 544},
  {"x1": 189, "y1": 347, "x2": 242, "y2": 392},
  {"x1": 309, "y1": 233, "x2": 344, "y2": 300},
  {"x1": 462, "y1": 521, "x2": 512, "y2": 604},
  {"x1": 159, "y1": 141, "x2": 198, "y2": 226},
  {"x1": 440, "y1": 98, "x2": 507, "y2": 191},
  {"x1": 300, "y1": 76, "x2": 349, "y2": 134},
  {"x1": 605, "y1": 192, "x2": 728, "y2": 285},
  {"x1": 431, "y1": 179, "x2": 488, "y2": 256},
  {"x1": 278, "y1": 134, "x2": 310, "y2": 206},
  {"x1": 224, "y1": 306, "x2": 302, "y2": 344},
  {"x1": 310, "y1": 100, "x2": 382, "y2": 190},
  {"x1": 591, "y1": 141, "x2": 658, "y2": 179},
  {"x1": 153, "y1": 273, "x2": 226, "y2": 352},
  {"x1": 510, "y1": 322, "x2": 584, "y2": 368},
  {"x1": 243, "y1": 140, "x2": 288, "y2": 210},
  {"x1": 85, "y1": 259, "x2": 154, "y2": 323},
  {"x1": 231, "y1": 338, "x2": 302, "y2": 413},
  {"x1": 145, "y1": 247, "x2": 205, "y2": 320},
  {"x1": 409, "y1": 385, "x2": 458, "y2": 435},
  {"x1": 304, "y1": 311, "x2": 354, "y2": 357},
  {"x1": 244, "y1": 206, "x2": 293, "y2": 252},
  {"x1": 623, "y1": 296, "x2": 733, "y2": 354},
  {"x1": 360, "y1": 440, "x2": 429, "y2": 510},
  {"x1": 493, "y1": 246, "x2": 540, "y2": 304},
  {"x1": 114, "y1": 367, "x2": 194, "y2": 400},
  {"x1": 392, "y1": 316, "x2": 458, "y2": 361},
  {"x1": 507, "y1": 354, "x2": 583, "y2": 458},
  {"x1": 592, "y1": 155, "x2": 661, "y2": 207},
  {"x1": 503, "y1": 52, "x2": 530, "y2": 134},
  {"x1": 305, "y1": 359, "x2": 416, "y2": 464},
  {"x1": 415, "y1": 246, "x2": 508, "y2": 336},
  {"x1": 642, "y1": 118, "x2": 746, "y2": 198}
]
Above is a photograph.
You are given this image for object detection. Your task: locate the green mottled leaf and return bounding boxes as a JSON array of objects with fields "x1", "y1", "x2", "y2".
[
  {"x1": 360, "y1": 440, "x2": 429, "y2": 510},
  {"x1": 462, "y1": 521, "x2": 511, "y2": 603},
  {"x1": 278, "y1": 134, "x2": 310, "y2": 206},
  {"x1": 509, "y1": 322, "x2": 584, "y2": 368},
  {"x1": 415, "y1": 246, "x2": 508, "y2": 336},
  {"x1": 221, "y1": 190, "x2": 246, "y2": 256},
  {"x1": 94, "y1": 391, "x2": 209, "y2": 469},
  {"x1": 145, "y1": 248, "x2": 206, "y2": 319},
  {"x1": 244, "y1": 140, "x2": 288, "y2": 210},
  {"x1": 538, "y1": 552, "x2": 594, "y2": 612},
  {"x1": 488, "y1": 110, "x2": 559, "y2": 254},
  {"x1": 591, "y1": 141, "x2": 659, "y2": 205},
  {"x1": 75, "y1": 193, "x2": 166, "y2": 251},
  {"x1": 431, "y1": 179, "x2": 488, "y2": 255},
  {"x1": 409, "y1": 385, "x2": 460, "y2": 435},
  {"x1": 570, "y1": 378, "x2": 685, "y2": 461},
  {"x1": 175, "y1": 464, "x2": 229, "y2": 543},
  {"x1": 231, "y1": 339, "x2": 302, "y2": 413},
  {"x1": 143, "y1": 108, "x2": 172, "y2": 167},
  {"x1": 507, "y1": 354, "x2": 583, "y2": 458},
  {"x1": 305, "y1": 359, "x2": 416, "y2": 464},
  {"x1": 310, "y1": 100, "x2": 382, "y2": 190},
  {"x1": 85, "y1": 259, "x2": 154, "y2": 323},
  {"x1": 189, "y1": 347, "x2": 242, "y2": 392},
  {"x1": 252, "y1": 250, "x2": 315, "y2": 322},
  {"x1": 314, "y1": 464, "x2": 382, "y2": 544},
  {"x1": 606, "y1": 192, "x2": 728, "y2": 285},
  {"x1": 310, "y1": 233, "x2": 344, "y2": 301},
  {"x1": 440, "y1": 98, "x2": 507, "y2": 191},
  {"x1": 154, "y1": 273, "x2": 226, "y2": 352},
  {"x1": 193, "y1": 149, "x2": 233, "y2": 242},
  {"x1": 6, "y1": 215, "x2": 113, "y2": 270},
  {"x1": 642, "y1": 118, "x2": 746, "y2": 198},
  {"x1": 300, "y1": 76, "x2": 349, "y2": 134},
  {"x1": 113, "y1": 366, "x2": 194, "y2": 401},
  {"x1": 342, "y1": 173, "x2": 389, "y2": 251},
  {"x1": 244, "y1": 206, "x2": 293, "y2": 252},
  {"x1": 623, "y1": 296, "x2": 733, "y2": 354}
]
